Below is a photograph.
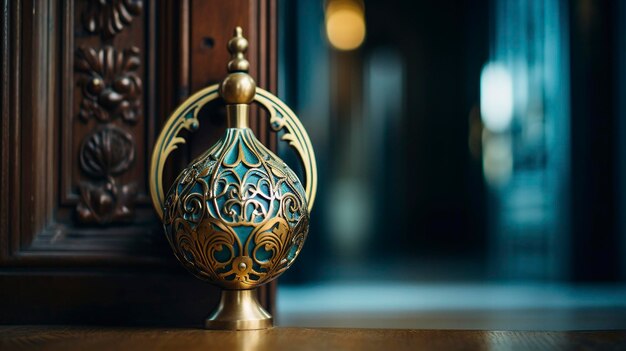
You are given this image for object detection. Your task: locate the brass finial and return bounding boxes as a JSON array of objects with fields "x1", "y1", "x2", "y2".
[
  {"x1": 220, "y1": 27, "x2": 256, "y2": 107},
  {"x1": 227, "y1": 26, "x2": 250, "y2": 72}
]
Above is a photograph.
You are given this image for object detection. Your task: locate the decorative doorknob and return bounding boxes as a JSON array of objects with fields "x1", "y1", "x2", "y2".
[{"x1": 149, "y1": 27, "x2": 317, "y2": 330}]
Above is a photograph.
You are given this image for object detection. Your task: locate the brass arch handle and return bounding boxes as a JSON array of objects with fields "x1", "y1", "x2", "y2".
[{"x1": 149, "y1": 85, "x2": 318, "y2": 220}]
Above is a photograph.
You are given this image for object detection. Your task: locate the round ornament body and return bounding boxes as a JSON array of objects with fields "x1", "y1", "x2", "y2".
[{"x1": 163, "y1": 128, "x2": 309, "y2": 289}]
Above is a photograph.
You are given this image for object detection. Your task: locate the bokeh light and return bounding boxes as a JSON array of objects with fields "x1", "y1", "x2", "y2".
[{"x1": 325, "y1": 0, "x2": 366, "y2": 51}]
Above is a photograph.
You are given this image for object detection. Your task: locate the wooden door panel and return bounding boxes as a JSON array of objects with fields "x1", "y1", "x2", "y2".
[
  {"x1": 0, "y1": 0, "x2": 277, "y2": 324},
  {"x1": 10, "y1": 0, "x2": 160, "y2": 263}
]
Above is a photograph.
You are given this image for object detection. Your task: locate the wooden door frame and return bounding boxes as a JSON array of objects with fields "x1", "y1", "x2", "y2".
[{"x1": 0, "y1": 0, "x2": 277, "y2": 325}]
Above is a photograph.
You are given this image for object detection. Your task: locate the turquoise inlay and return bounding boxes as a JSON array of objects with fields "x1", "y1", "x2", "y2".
[
  {"x1": 184, "y1": 109, "x2": 194, "y2": 120},
  {"x1": 259, "y1": 180, "x2": 271, "y2": 197},
  {"x1": 246, "y1": 199, "x2": 271, "y2": 224},
  {"x1": 234, "y1": 163, "x2": 250, "y2": 178},
  {"x1": 280, "y1": 182, "x2": 292, "y2": 196},
  {"x1": 190, "y1": 181, "x2": 203, "y2": 195},
  {"x1": 287, "y1": 243, "x2": 299, "y2": 260},
  {"x1": 213, "y1": 243, "x2": 233, "y2": 262},
  {"x1": 223, "y1": 137, "x2": 242, "y2": 165},
  {"x1": 255, "y1": 244, "x2": 273, "y2": 262},
  {"x1": 242, "y1": 141, "x2": 260, "y2": 165},
  {"x1": 232, "y1": 225, "x2": 253, "y2": 248}
]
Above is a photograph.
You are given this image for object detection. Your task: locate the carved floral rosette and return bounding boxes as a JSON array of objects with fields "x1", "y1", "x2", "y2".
[
  {"x1": 163, "y1": 128, "x2": 309, "y2": 289},
  {"x1": 75, "y1": 46, "x2": 142, "y2": 124}
]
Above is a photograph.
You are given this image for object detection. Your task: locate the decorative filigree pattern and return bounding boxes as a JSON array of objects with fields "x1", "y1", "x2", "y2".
[
  {"x1": 76, "y1": 125, "x2": 137, "y2": 224},
  {"x1": 149, "y1": 86, "x2": 317, "y2": 219},
  {"x1": 75, "y1": 46, "x2": 142, "y2": 123},
  {"x1": 163, "y1": 129, "x2": 309, "y2": 289},
  {"x1": 255, "y1": 88, "x2": 318, "y2": 210},
  {"x1": 82, "y1": 0, "x2": 143, "y2": 39}
]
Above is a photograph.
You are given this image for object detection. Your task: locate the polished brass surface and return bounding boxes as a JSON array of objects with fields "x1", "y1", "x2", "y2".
[
  {"x1": 148, "y1": 27, "x2": 318, "y2": 330},
  {"x1": 220, "y1": 27, "x2": 256, "y2": 105},
  {"x1": 226, "y1": 27, "x2": 251, "y2": 72},
  {"x1": 220, "y1": 73, "x2": 256, "y2": 105},
  {"x1": 163, "y1": 128, "x2": 309, "y2": 289},
  {"x1": 149, "y1": 84, "x2": 220, "y2": 220},
  {"x1": 149, "y1": 87, "x2": 318, "y2": 218},
  {"x1": 255, "y1": 89, "x2": 318, "y2": 210},
  {"x1": 204, "y1": 289, "x2": 272, "y2": 330},
  {"x1": 226, "y1": 105, "x2": 249, "y2": 128}
]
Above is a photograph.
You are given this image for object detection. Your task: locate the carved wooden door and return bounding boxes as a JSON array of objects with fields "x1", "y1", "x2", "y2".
[{"x1": 0, "y1": 0, "x2": 277, "y2": 325}]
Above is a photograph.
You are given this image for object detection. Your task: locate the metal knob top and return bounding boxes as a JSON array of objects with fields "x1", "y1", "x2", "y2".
[
  {"x1": 227, "y1": 26, "x2": 250, "y2": 72},
  {"x1": 219, "y1": 27, "x2": 256, "y2": 105}
]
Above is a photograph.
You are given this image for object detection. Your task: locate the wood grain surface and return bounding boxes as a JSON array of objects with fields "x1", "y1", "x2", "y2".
[{"x1": 0, "y1": 327, "x2": 625, "y2": 351}]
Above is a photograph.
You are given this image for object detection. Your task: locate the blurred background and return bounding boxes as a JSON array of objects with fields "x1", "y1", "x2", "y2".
[{"x1": 274, "y1": 0, "x2": 626, "y2": 330}]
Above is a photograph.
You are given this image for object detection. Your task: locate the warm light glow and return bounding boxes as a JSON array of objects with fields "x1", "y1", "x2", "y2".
[
  {"x1": 480, "y1": 62, "x2": 513, "y2": 132},
  {"x1": 325, "y1": 1, "x2": 366, "y2": 51},
  {"x1": 483, "y1": 134, "x2": 513, "y2": 187}
]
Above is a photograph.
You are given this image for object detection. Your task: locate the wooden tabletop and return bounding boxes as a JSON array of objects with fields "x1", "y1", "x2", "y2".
[{"x1": 1, "y1": 327, "x2": 625, "y2": 351}]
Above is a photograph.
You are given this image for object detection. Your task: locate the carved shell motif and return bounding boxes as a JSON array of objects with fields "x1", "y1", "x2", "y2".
[
  {"x1": 76, "y1": 126, "x2": 136, "y2": 224},
  {"x1": 163, "y1": 129, "x2": 310, "y2": 289},
  {"x1": 79, "y1": 126, "x2": 135, "y2": 178}
]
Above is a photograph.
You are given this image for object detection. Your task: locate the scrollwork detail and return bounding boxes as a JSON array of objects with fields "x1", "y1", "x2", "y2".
[{"x1": 163, "y1": 128, "x2": 309, "y2": 289}]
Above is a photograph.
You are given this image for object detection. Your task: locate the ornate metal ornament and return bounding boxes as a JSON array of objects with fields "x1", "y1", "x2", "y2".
[{"x1": 149, "y1": 27, "x2": 317, "y2": 330}]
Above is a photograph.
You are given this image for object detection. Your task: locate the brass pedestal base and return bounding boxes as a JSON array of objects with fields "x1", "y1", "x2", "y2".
[{"x1": 204, "y1": 289, "x2": 273, "y2": 330}]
